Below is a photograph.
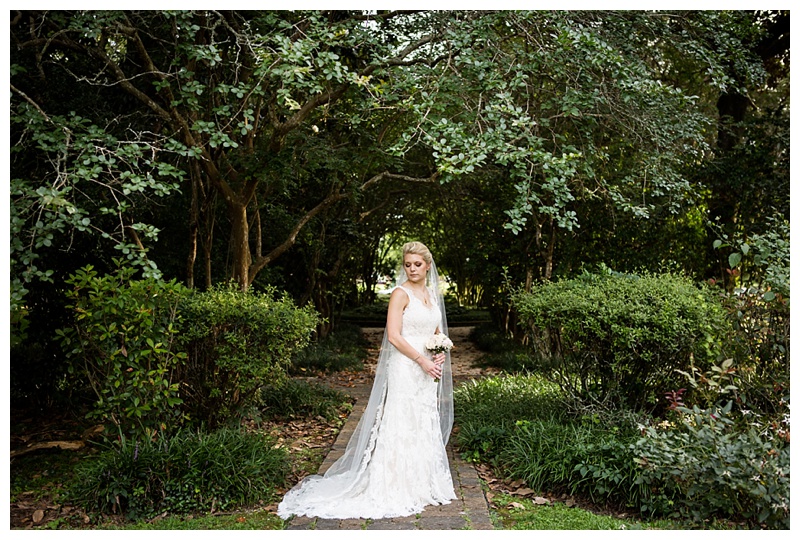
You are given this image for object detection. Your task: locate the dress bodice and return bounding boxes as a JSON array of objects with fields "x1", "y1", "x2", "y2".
[{"x1": 398, "y1": 285, "x2": 441, "y2": 341}]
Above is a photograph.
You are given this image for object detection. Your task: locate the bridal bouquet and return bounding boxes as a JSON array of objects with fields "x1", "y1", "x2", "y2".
[{"x1": 425, "y1": 333, "x2": 453, "y2": 382}]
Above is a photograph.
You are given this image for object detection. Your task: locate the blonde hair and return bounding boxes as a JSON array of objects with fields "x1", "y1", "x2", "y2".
[{"x1": 402, "y1": 241, "x2": 433, "y2": 265}]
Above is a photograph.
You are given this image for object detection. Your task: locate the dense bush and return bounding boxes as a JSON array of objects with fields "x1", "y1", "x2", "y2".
[
  {"x1": 717, "y1": 288, "x2": 789, "y2": 419},
  {"x1": 512, "y1": 270, "x2": 730, "y2": 412},
  {"x1": 177, "y1": 283, "x2": 319, "y2": 429},
  {"x1": 57, "y1": 263, "x2": 189, "y2": 439},
  {"x1": 70, "y1": 427, "x2": 289, "y2": 519},
  {"x1": 634, "y1": 403, "x2": 790, "y2": 529},
  {"x1": 260, "y1": 378, "x2": 351, "y2": 421},
  {"x1": 58, "y1": 270, "x2": 320, "y2": 436}
]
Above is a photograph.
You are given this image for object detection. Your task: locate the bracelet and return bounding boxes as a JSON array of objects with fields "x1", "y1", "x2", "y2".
[{"x1": 413, "y1": 355, "x2": 421, "y2": 363}]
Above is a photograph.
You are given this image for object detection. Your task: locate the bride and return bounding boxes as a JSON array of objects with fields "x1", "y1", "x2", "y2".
[{"x1": 277, "y1": 241, "x2": 456, "y2": 520}]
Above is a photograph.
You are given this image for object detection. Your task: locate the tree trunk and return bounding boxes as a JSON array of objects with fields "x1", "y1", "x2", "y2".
[
  {"x1": 185, "y1": 168, "x2": 200, "y2": 289},
  {"x1": 229, "y1": 202, "x2": 251, "y2": 290},
  {"x1": 201, "y1": 200, "x2": 215, "y2": 290}
]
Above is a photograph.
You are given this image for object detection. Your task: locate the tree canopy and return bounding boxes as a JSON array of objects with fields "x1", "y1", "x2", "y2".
[{"x1": 10, "y1": 9, "x2": 789, "y2": 333}]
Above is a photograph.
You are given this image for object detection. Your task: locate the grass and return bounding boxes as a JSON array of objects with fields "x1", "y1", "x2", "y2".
[{"x1": 490, "y1": 492, "x2": 682, "y2": 530}]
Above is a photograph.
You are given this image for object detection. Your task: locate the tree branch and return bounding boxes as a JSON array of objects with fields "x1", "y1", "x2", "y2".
[
  {"x1": 248, "y1": 191, "x2": 346, "y2": 283},
  {"x1": 359, "y1": 170, "x2": 441, "y2": 191}
]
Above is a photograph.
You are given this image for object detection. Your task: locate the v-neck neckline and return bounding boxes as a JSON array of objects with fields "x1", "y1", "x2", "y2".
[{"x1": 401, "y1": 285, "x2": 434, "y2": 310}]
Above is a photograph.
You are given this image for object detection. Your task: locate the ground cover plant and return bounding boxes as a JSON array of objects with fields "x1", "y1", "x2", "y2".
[
  {"x1": 10, "y1": 323, "x2": 357, "y2": 530},
  {"x1": 454, "y1": 374, "x2": 649, "y2": 511},
  {"x1": 68, "y1": 427, "x2": 290, "y2": 520},
  {"x1": 260, "y1": 378, "x2": 352, "y2": 421}
]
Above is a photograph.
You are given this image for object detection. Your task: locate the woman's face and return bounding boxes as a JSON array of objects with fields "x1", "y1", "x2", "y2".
[{"x1": 403, "y1": 254, "x2": 430, "y2": 284}]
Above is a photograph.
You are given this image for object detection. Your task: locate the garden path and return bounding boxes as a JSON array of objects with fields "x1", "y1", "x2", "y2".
[{"x1": 284, "y1": 326, "x2": 497, "y2": 530}]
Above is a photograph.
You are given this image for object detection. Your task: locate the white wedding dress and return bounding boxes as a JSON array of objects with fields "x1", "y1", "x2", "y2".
[{"x1": 277, "y1": 285, "x2": 456, "y2": 520}]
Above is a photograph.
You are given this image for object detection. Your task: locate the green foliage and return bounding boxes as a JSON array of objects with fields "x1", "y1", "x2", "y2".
[
  {"x1": 259, "y1": 378, "x2": 351, "y2": 421},
  {"x1": 455, "y1": 375, "x2": 561, "y2": 464},
  {"x1": 455, "y1": 373, "x2": 646, "y2": 509},
  {"x1": 56, "y1": 263, "x2": 189, "y2": 440},
  {"x1": 502, "y1": 419, "x2": 646, "y2": 509},
  {"x1": 634, "y1": 403, "x2": 789, "y2": 529},
  {"x1": 712, "y1": 215, "x2": 790, "y2": 300},
  {"x1": 468, "y1": 323, "x2": 532, "y2": 372},
  {"x1": 290, "y1": 323, "x2": 367, "y2": 374},
  {"x1": 9, "y1": 106, "x2": 181, "y2": 319},
  {"x1": 177, "y1": 283, "x2": 319, "y2": 429},
  {"x1": 69, "y1": 427, "x2": 289, "y2": 520},
  {"x1": 512, "y1": 270, "x2": 731, "y2": 412}
]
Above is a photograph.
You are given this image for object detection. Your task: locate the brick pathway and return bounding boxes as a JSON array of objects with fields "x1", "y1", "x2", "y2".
[{"x1": 285, "y1": 327, "x2": 494, "y2": 530}]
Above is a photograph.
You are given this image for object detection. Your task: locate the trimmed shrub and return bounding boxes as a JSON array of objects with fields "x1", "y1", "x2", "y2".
[
  {"x1": 512, "y1": 270, "x2": 730, "y2": 413},
  {"x1": 57, "y1": 263, "x2": 189, "y2": 440},
  {"x1": 177, "y1": 283, "x2": 319, "y2": 429},
  {"x1": 70, "y1": 427, "x2": 289, "y2": 519}
]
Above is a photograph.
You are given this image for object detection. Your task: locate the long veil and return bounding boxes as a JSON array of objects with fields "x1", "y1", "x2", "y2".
[{"x1": 281, "y1": 258, "x2": 454, "y2": 503}]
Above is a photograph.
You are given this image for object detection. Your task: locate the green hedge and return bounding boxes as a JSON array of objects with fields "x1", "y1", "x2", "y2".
[
  {"x1": 512, "y1": 270, "x2": 730, "y2": 412},
  {"x1": 59, "y1": 268, "x2": 319, "y2": 438},
  {"x1": 177, "y1": 283, "x2": 319, "y2": 429}
]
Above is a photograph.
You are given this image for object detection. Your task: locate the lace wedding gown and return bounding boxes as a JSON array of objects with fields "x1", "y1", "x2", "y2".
[{"x1": 277, "y1": 285, "x2": 456, "y2": 519}]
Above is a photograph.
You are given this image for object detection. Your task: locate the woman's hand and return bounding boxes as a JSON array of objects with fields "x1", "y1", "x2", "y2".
[
  {"x1": 419, "y1": 356, "x2": 443, "y2": 380},
  {"x1": 431, "y1": 352, "x2": 446, "y2": 366}
]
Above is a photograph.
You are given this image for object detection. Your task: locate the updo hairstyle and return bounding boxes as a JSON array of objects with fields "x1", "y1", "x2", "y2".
[{"x1": 402, "y1": 241, "x2": 433, "y2": 265}]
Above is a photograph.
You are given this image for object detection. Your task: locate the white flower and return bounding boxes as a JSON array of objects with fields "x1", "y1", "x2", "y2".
[{"x1": 425, "y1": 334, "x2": 453, "y2": 353}]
